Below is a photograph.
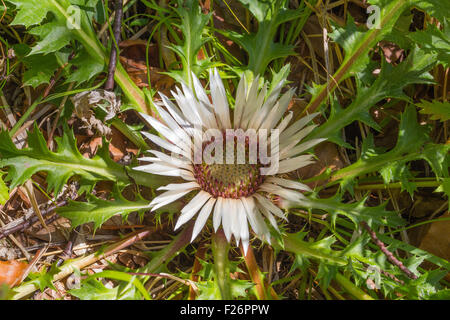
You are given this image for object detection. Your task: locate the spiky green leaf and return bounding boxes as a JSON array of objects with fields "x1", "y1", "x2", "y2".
[
  {"x1": 56, "y1": 192, "x2": 150, "y2": 230},
  {"x1": 416, "y1": 100, "x2": 450, "y2": 122}
]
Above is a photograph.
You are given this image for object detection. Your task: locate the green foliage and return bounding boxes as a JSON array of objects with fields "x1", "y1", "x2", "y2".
[
  {"x1": 328, "y1": 15, "x2": 372, "y2": 76},
  {"x1": 0, "y1": 173, "x2": 9, "y2": 205},
  {"x1": 331, "y1": 106, "x2": 450, "y2": 194},
  {"x1": 56, "y1": 191, "x2": 150, "y2": 230},
  {"x1": 408, "y1": 20, "x2": 450, "y2": 67},
  {"x1": 416, "y1": 100, "x2": 450, "y2": 122},
  {"x1": 409, "y1": 0, "x2": 450, "y2": 23},
  {"x1": 70, "y1": 278, "x2": 121, "y2": 300},
  {"x1": 65, "y1": 49, "x2": 105, "y2": 85},
  {"x1": 222, "y1": 0, "x2": 303, "y2": 75},
  {"x1": 7, "y1": 0, "x2": 147, "y2": 111},
  {"x1": 7, "y1": 0, "x2": 101, "y2": 58},
  {"x1": 166, "y1": 0, "x2": 213, "y2": 87},
  {"x1": 25, "y1": 263, "x2": 61, "y2": 292},
  {"x1": 195, "y1": 259, "x2": 254, "y2": 300},
  {"x1": 4, "y1": 0, "x2": 450, "y2": 301},
  {"x1": 0, "y1": 124, "x2": 126, "y2": 195},
  {"x1": 301, "y1": 194, "x2": 405, "y2": 229},
  {"x1": 309, "y1": 47, "x2": 436, "y2": 145}
]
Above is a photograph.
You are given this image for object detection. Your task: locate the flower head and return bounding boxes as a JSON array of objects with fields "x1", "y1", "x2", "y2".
[{"x1": 135, "y1": 69, "x2": 325, "y2": 252}]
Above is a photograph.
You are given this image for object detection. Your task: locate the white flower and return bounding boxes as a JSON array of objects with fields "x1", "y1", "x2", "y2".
[{"x1": 134, "y1": 69, "x2": 325, "y2": 252}]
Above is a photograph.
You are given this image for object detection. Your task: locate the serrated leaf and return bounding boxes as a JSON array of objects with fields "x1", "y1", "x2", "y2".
[
  {"x1": 328, "y1": 105, "x2": 448, "y2": 189},
  {"x1": 221, "y1": 0, "x2": 302, "y2": 75},
  {"x1": 417, "y1": 100, "x2": 450, "y2": 122},
  {"x1": 65, "y1": 48, "x2": 105, "y2": 85},
  {"x1": 22, "y1": 53, "x2": 59, "y2": 88},
  {"x1": 56, "y1": 192, "x2": 150, "y2": 230},
  {"x1": 238, "y1": 0, "x2": 270, "y2": 22},
  {"x1": 289, "y1": 254, "x2": 310, "y2": 274},
  {"x1": 283, "y1": 232, "x2": 347, "y2": 266},
  {"x1": 317, "y1": 262, "x2": 337, "y2": 289},
  {"x1": 13, "y1": 43, "x2": 61, "y2": 88},
  {"x1": 0, "y1": 125, "x2": 124, "y2": 195},
  {"x1": 308, "y1": 47, "x2": 436, "y2": 143},
  {"x1": 196, "y1": 281, "x2": 222, "y2": 300},
  {"x1": 26, "y1": 264, "x2": 60, "y2": 292},
  {"x1": 228, "y1": 31, "x2": 295, "y2": 76},
  {"x1": 410, "y1": 0, "x2": 450, "y2": 23},
  {"x1": 166, "y1": 0, "x2": 211, "y2": 87},
  {"x1": 230, "y1": 279, "x2": 254, "y2": 298},
  {"x1": 29, "y1": 21, "x2": 72, "y2": 55},
  {"x1": 302, "y1": 195, "x2": 405, "y2": 228},
  {"x1": 329, "y1": 15, "x2": 370, "y2": 75},
  {"x1": 7, "y1": 0, "x2": 55, "y2": 27},
  {"x1": 408, "y1": 22, "x2": 450, "y2": 67},
  {"x1": 0, "y1": 125, "x2": 164, "y2": 195},
  {"x1": 435, "y1": 178, "x2": 450, "y2": 210},
  {"x1": 380, "y1": 162, "x2": 417, "y2": 197},
  {"x1": 420, "y1": 143, "x2": 450, "y2": 178},
  {"x1": 304, "y1": 0, "x2": 417, "y2": 114}
]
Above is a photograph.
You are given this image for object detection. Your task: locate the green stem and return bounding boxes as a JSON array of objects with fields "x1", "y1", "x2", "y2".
[
  {"x1": 280, "y1": 233, "x2": 347, "y2": 266},
  {"x1": 110, "y1": 118, "x2": 149, "y2": 150},
  {"x1": 212, "y1": 229, "x2": 232, "y2": 299},
  {"x1": 335, "y1": 272, "x2": 374, "y2": 300},
  {"x1": 140, "y1": 223, "x2": 194, "y2": 276},
  {"x1": 53, "y1": 0, "x2": 148, "y2": 114},
  {"x1": 9, "y1": 96, "x2": 43, "y2": 138}
]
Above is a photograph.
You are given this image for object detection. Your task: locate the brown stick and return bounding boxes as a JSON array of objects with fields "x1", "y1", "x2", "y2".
[
  {"x1": 56, "y1": 225, "x2": 81, "y2": 266},
  {"x1": 0, "y1": 201, "x2": 67, "y2": 240},
  {"x1": 361, "y1": 222, "x2": 418, "y2": 280},
  {"x1": 105, "y1": 0, "x2": 124, "y2": 91}
]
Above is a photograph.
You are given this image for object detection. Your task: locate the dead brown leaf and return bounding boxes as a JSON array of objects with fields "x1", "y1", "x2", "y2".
[{"x1": 0, "y1": 260, "x2": 28, "y2": 287}]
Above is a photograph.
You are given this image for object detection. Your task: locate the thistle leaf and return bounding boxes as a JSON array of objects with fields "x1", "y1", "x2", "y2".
[
  {"x1": 0, "y1": 124, "x2": 150, "y2": 195},
  {"x1": 166, "y1": 0, "x2": 212, "y2": 87},
  {"x1": 65, "y1": 49, "x2": 105, "y2": 85},
  {"x1": 56, "y1": 192, "x2": 150, "y2": 231},
  {"x1": 222, "y1": 0, "x2": 303, "y2": 75},
  {"x1": 309, "y1": 47, "x2": 436, "y2": 144},
  {"x1": 416, "y1": 100, "x2": 450, "y2": 122},
  {"x1": 408, "y1": 21, "x2": 450, "y2": 68},
  {"x1": 331, "y1": 106, "x2": 450, "y2": 194}
]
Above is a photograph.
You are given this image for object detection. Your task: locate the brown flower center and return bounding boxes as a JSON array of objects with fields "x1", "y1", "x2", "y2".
[{"x1": 193, "y1": 133, "x2": 264, "y2": 198}]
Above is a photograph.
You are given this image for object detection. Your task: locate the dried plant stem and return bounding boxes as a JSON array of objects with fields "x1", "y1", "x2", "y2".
[
  {"x1": 241, "y1": 244, "x2": 278, "y2": 300},
  {"x1": 10, "y1": 228, "x2": 154, "y2": 299},
  {"x1": 0, "y1": 202, "x2": 66, "y2": 240},
  {"x1": 361, "y1": 222, "x2": 418, "y2": 280},
  {"x1": 105, "y1": 0, "x2": 124, "y2": 91},
  {"x1": 56, "y1": 225, "x2": 82, "y2": 266}
]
